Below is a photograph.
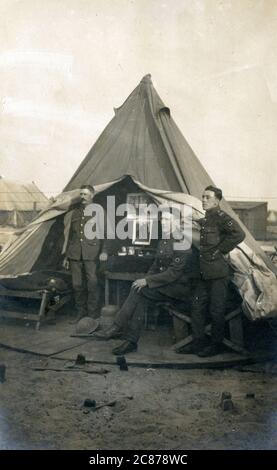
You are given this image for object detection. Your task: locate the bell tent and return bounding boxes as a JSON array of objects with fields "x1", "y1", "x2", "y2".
[{"x1": 0, "y1": 74, "x2": 276, "y2": 321}]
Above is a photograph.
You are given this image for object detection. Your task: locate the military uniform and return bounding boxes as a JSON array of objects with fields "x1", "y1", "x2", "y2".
[
  {"x1": 66, "y1": 204, "x2": 106, "y2": 319},
  {"x1": 191, "y1": 208, "x2": 245, "y2": 346},
  {"x1": 114, "y1": 238, "x2": 197, "y2": 344}
]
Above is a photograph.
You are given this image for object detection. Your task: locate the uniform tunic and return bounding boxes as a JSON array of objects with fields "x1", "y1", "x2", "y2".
[
  {"x1": 66, "y1": 205, "x2": 103, "y2": 261},
  {"x1": 114, "y1": 237, "x2": 197, "y2": 344},
  {"x1": 198, "y1": 208, "x2": 246, "y2": 279}
]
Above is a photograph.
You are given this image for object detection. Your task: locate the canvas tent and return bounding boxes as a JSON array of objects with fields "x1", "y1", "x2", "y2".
[
  {"x1": 0, "y1": 177, "x2": 48, "y2": 228},
  {"x1": 0, "y1": 74, "x2": 277, "y2": 321}
]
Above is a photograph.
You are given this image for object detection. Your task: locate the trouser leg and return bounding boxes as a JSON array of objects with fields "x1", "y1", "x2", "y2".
[
  {"x1": 70, "y1": 260, "x2": 87, "y2": 318},
  {"x1": 209, "y1": 277, "x2": 228, "y2": 344},
  {"x1": 123, "y1": 286, "x2": 170, "y2": 343},
  {"x1": 115, "y1": 286, "x2": 173, "y2": 344},
  {"x1": 123, "y1": 299, "x2": 147, "y2": 343},
  {"x1": 190, "y1": 280, "x2": 209, "y2": 342},
  {"x1": 114, "y1": 287, "x2": 142, "y2": 331},
  {"x1": 83, "y1": 260, "x2": 100, "y2": 318},
  {"x1": 140, "y1": 286, "x2": 171, "y2": 303}
]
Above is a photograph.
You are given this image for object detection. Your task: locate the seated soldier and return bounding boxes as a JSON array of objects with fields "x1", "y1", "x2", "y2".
[{"x1": 97, "y1": 211, "x2": 198, "y2": 355}]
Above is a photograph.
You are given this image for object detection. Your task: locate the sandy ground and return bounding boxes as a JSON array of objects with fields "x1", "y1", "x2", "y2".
[{"x1": 0, "y1": 347, "x2": 276, "y2": 450}]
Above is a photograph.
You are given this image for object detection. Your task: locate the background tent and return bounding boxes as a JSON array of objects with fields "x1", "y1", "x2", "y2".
[
  {"x1": 0, "y1": 176, "x2": 48, "y2": 228},
  {"x1": 0, "y1": 75, "x2": 276, "y2": 321}
]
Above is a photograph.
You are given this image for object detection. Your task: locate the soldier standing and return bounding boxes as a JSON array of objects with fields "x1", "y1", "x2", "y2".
[
  {"x1": 63, "y1": 185, "x2": 108, "y2": 322},
  {"x1": 188, "y1": 185, "x2": 245, "y2": 357}
]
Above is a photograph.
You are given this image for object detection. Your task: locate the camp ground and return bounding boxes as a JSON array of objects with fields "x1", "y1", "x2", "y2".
[{"x1": 0, "y1": 75, "x2": 276, "y2": 369}]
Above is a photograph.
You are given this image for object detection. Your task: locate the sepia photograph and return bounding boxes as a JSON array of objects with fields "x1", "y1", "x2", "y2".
[{"x1": 0, "y1": 0, "x2": 276, "y2": 458}]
